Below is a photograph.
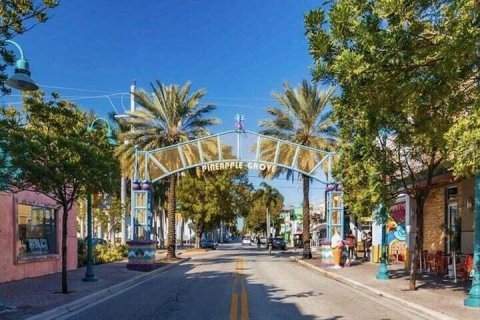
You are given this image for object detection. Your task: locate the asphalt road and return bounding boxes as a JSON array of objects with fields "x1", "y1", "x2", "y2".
[{"x1": 64, "y1": 243, "x2": 422, "y2": 320}]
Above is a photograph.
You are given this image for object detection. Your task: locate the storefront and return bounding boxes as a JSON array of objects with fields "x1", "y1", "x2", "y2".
[
  {"x1": 0, "y1": 191, "x2": 77, "y2": 283},
  {"x1": 422, "y1": 175, "x2": 474, "y2": 255}
]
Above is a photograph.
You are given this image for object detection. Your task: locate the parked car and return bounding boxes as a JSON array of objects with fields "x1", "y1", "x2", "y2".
[
  {"x1": 259, "y1": 236, "x2": 267, "y2": 245},
  {"x1": 271, "y1": 237, "x2": 287, "y2": 250},
  {"x1": 241, "y1": 237, "x2": 252, "y2": 246},
  {"x1": 200, "y1": 238, "x2": 217, "y2": 249},
  {"x1": 85, "y1": 237, "x2": 108, "y2": 247}
]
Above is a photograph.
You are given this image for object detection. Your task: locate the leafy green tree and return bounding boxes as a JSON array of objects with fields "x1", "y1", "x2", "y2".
[
  {"x1": 260, "y1": 80, "x2": 336, "y2": 259},
  {"x1": 0, "y1": 91, "x2": 120, "y2": 293},
  {"x1": 0, "y1": 106, "x2": 21, "y2": 189},
  {"x1": 0, "y1": 0, "x2": 58, "y2": 95},
  {"x1": 305, "y1": 0, "x2": 479, "y2": 289},
  {"x1": 177, "y1": 168, "x2": 252, "y2": 248},
  {"x1": 115, "y1": 80, "x2": 219, "y2": 259}
]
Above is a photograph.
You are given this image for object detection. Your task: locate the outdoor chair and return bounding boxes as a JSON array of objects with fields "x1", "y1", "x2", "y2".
[
  {"x1": 424, "y1": 250, "x2": 436, "y2": 272},
  {"x1": 458, "y1": 254, "x2": 474, "y2": 282},
  {"x1": 434, "y1": 251, "x2": 448, "y2": 277}
]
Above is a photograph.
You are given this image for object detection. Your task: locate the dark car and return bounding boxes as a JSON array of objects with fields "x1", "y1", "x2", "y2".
[
  {"x1": 271, "y1": 237, "x2": 287, "y2": 250},
  {"x1": 200, "y1": 238, "x2": 218, "y2": 249},
  {"x1": 85, "y1": 237, "x2": 108, "y2": 247}
]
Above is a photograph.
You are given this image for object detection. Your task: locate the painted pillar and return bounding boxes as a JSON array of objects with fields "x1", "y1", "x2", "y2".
[{"x1": 465, "y1": 174, "x2": 480, "y2": 307}]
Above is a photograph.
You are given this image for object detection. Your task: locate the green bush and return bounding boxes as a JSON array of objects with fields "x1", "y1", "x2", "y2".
[
  {"x1": 78, "y1": 240, "x2": 126, "y2": 266},
  {"x1": 94, "y1": 244, "x2": 124, "y2": 264},
  {"x1": 77, "y1": 238, "x2": 87, "y2": 267},
  {"x1": 116, "y1": 244, "x2": 129, "y2": 258}
]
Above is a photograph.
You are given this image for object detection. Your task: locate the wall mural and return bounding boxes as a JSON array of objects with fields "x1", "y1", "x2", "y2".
[{"x1": 386, "y1": 201, "x2": 407, "y2": 261}]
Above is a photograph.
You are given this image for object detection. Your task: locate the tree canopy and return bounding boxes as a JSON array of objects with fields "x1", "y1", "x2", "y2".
[
  {"x1": 305, "y1": 0, "x2": 479, "y2": 288},
  {"x1": 0, "y1": 91, "x2": 120, "y2": 293},
  {"x1": 177, "y1": 168, "x2": 252, "y2": 247}
]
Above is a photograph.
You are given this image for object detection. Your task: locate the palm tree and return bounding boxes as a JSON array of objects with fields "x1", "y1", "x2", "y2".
[
  {"x1": 254, "y1": 182, "x2": 283, "y2": 238},
  {"x1": 260, "y1": 80, "x2": 336, "y2": 259},
  {"x1": 116, "y1": 80, "x2": 219, "y2": 259}
]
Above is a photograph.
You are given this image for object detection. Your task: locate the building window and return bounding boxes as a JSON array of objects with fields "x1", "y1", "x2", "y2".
[{"x1": 18, "y1": 204, "x2": 57, "y2": 257}]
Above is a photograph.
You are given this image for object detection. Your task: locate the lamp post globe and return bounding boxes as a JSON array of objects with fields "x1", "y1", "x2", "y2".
[{"x1": 4, "y1": 40, "x2": 38, "y2": 91}]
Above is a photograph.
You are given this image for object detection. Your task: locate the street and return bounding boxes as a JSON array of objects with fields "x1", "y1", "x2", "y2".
[{"x1": 64, "y1": 243, "x2": 425, "y2": 320}]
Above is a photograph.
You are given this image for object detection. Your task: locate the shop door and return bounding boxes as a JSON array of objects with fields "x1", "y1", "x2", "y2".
[{"x1": 447, "y1": 203, "x2": 459, "y2": 254}]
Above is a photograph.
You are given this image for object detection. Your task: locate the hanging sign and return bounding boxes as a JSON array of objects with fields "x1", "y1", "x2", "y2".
[{"x1": 201, "y1": 161, "x2": 278, "y2": 173}]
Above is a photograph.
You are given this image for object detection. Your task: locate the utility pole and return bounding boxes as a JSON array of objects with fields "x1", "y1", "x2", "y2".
[{"x1": 121, "y1": 81, "x2": 136, "y2": 244}]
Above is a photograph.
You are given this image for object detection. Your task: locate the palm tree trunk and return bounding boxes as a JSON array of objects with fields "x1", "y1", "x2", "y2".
[
  {"x1": 158, "y1": 206, "x2": 165, "y2": 248},
  {"x1": 166, "y1": 174, "x2": 177, "y2": 259},
  {"x1": 302, "y1": 174, "x2": 312, "y2": 259}
]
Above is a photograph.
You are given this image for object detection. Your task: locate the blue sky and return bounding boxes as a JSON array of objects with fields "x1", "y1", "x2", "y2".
[{"x1": 1, "y1": 1, "x2": 330, "y2": 206}]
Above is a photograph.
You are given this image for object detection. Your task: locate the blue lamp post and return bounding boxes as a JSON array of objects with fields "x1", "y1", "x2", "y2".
[
  {"x1": 4, "y1": 40, "x2": 38, "y2": 91},
  {"x1": 376, "y1": 129, "x2": 390, "y2": 280},
  {"x1": 82, "y1": 117, "x2": 116, "y2": 282},
  {"x1": 376, "y1": 206, "x2": 390, "y2": 280},
  {"x1": 465, "y1": 174, "x2": 480, "y2": 307},
  {"x1": 0, "y1": 40, "x2": 37, "y2": 311}
]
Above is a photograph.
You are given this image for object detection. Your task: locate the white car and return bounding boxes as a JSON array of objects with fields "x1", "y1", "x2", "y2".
[{"x1": 241, "y1": 237, "x2": 252, "y2": 246}]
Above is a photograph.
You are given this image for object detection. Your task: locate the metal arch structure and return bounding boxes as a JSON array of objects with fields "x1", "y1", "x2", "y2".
[
  {"x1": 129, "y1": 129, "x2": 343, "y2": 243},
  {"x1": 132, "y1": 130, "x2": 338, "y2": 185}
]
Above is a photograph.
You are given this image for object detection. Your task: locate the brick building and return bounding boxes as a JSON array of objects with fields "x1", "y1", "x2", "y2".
[{"x1": 422, "y1": 174, "x2": 475, "y2": 254}]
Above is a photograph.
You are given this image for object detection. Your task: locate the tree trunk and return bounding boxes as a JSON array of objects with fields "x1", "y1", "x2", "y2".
[
  {"x1": 195, "y1": 222, "x2": 205, "y2": 248},
  {"x1": 166, "y1": 174, "x2": 177, "y2": 259},
  {"x1": 409, "y1": 193, "x2": 426, "y2": 290},
  {"x1": 302, "y1": 175, "x2": 312, "y2": 259},
  {"x1": 180, "y1": 218, "x2": 185, "y2": 247},
  {"x1": 61, "y1": 203, "x2": 69, "y2": 293}
]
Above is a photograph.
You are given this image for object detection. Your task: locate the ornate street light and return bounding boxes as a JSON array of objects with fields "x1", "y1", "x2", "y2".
[
  {"x1": 4, "y1": 40, "x2": 38, "y2": 91},
  {"x1": 465, "y1": 175, "x2": 480, "y2": 307},
  {"x1": 0, "y1": 40, "x2": 37, "y2": 312},
  {"x1": 82, "y1": 117, "x2": 116, "y2": 282},
  {"x1": 375, "y1": 128, "x2": 390, "y2": 280}
]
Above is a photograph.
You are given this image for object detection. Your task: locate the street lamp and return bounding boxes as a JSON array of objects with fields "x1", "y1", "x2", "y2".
[
  {"x1": 82, "y1": 117, "x2": 116, "y2": 282},
  {"x1": 376, "y1": 129, "x2": 390, "y2": 280},
  {"x1": 4, "y1": 40, "x2": 38, "y2": 91},
  {"x1": 464, "y1": 174, "x2": 480, "y2": 307},
  {"x1": 0, "y1": 39, "x2": 37, "y2": 312}
]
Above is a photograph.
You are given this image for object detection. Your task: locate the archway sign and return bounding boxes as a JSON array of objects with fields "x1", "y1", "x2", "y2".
[{"x1": 128, "y1": 122, "x2": 343, "y2": 262}]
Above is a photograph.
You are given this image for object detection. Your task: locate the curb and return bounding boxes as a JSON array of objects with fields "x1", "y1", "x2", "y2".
[
  {"x1": 27, "y1": 257, "x2": 191, "y2": 320},
  {"x1": 297, "y1": 259, "x2": 457, "y2": 320}
]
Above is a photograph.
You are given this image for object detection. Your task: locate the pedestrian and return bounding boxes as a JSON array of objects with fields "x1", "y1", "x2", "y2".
[
  {"x1": 346, "y1": 230, "x2": 356, "y2": 260},
  {"x1": 365, "y1": 231, "x2": 372, "y2": 261}
]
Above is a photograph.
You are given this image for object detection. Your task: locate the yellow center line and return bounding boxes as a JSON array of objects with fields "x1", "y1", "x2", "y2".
[
  {"x1": 230, "y1": 293, "x2": 239, "y2": 320},
  {"x1": 230, "y1": 257, "x2": 249, "y2": 320}
]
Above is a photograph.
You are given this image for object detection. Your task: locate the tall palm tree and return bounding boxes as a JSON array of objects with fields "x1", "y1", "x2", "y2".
[
  {"x1": 260, "y1": 80, "x2": 336, "y2": 259},
  {"x1": 254, "y1": 182, "x2": 283, "y2": 237},
  {"x1": 116, "y1": 80, "x2": 219, "y2": 259}
]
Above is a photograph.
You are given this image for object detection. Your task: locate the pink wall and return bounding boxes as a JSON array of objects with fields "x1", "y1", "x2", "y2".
[{"x1": 0, "y1": 191, "x2": 77, "y2": 283}]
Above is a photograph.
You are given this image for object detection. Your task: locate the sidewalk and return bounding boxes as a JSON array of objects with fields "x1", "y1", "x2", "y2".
[
  {"x1": 298, "y1": 255, "x2": 480, "y2": 320},
  {"x1": 0, "y1": 247, "x2": 203, "y2": 320}
]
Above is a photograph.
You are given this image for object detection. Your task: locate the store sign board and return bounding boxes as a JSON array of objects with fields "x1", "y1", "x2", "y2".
[{"x1": 201, "y1": 161, "x2": 277, "y2": 173}]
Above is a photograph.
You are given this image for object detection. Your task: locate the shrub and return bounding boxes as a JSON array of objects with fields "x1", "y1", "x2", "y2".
[
  {"x1": 94, "y1": 244, "x2": 124, "y2": 264},
  {"x1": 77, "y1": 238, "x2": 87, "y2": 267},
  {"x1": 116, "y1": 244, "x2": 129, "y2": 258}
]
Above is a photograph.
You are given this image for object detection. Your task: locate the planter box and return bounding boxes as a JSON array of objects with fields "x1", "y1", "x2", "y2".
[{"x1": 126, "y1": 240, "x2": 157, "y2": 271}]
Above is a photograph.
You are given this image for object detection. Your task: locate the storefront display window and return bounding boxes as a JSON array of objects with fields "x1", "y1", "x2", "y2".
[{"x1": 17, "y1": 204, "x2": 57, "y2": 258}]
